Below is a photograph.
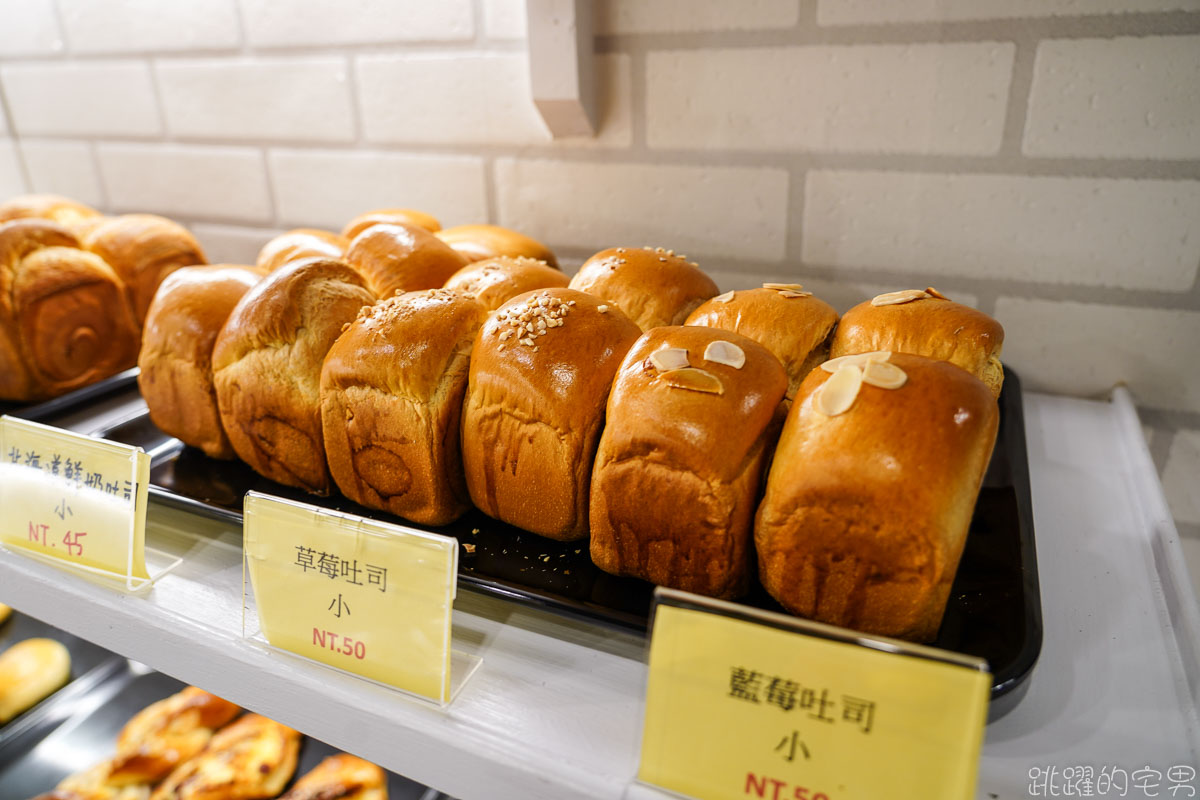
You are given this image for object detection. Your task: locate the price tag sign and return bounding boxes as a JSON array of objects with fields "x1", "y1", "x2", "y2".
[
  {"x1": 0, "y1": 415, "x2": 150, "y2": 586},
  {"x1": 639, "y1": 589, "x2": 990, "y2": 800},
  {"x1": 243, "y1": 492, "x2": 458, "y2": 704}
]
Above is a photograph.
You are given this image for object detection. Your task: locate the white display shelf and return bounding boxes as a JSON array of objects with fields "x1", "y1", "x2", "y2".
[{"x1": 1, "y1": 388, "x2": 1198, "y2": 800}]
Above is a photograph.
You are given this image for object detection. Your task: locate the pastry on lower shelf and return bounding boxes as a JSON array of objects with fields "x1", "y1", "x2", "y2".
[
  {"x1": 443, "y1": 256, "x2": 568, "y2": 311},
  {"x1": 435, "y1": 223, "x2": 558, "y2": 268},
  {"x1": 345, "y1": 222, "x2": 467, "y2": 299},
  {"x1": 589, "y1": 327, "x2": 787, "y2": 598},
  {"x1": 321, "y1": 289, "x2": 487, "y2": 525},
  {"x1": 0, "y1": 637, "x2": 71, "y2": 723},
  {"x1": 342, "y1": 208, "x2": 441, "y2": 239},
  {"x1": 150, "y1": 714, "x2": 300, "y2": 800},
  {"x1": 831, "y1": 288, "x2": 1005, "y2": 397},
  {"x1": 755, "y1": 352, "x2": 999, "y2": 642},
  {"x1": 568, "y1": 246, "x2": 718, "y2": 331},
  {"x1": 255, "y1": 229, "x2": 346, "y2": 273},
  {"x1": 38, "y1": 761, "x2": 150, "y2": 800},
  {"x1": 0, "y1": 603, "x2": 10, "y2": 624},
  {"x1": 280, "y1": 755, "x2": 387, "y2": 800},
  {"x1": 108, "y1": 687, "x2": 241, "y2": 785}
]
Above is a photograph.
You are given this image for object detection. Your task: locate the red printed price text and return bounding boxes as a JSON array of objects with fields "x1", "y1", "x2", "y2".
[
  {"x1": 28, "y1": 521, "x2": 87, "y2": 557},
  {"x1": 745, "y1": 772, "x2": 830, "y2": 800},
  {"x1": 312, "y1": 628, "x2": 366, "y2": 660}
]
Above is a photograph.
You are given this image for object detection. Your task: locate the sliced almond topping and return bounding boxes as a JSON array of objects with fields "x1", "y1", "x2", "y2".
[
  {"x1": 925, "y1": 286, "x2": 950, "y2": 300},
  {"x1": 660, "y1": 367, "x2": 724, "y2": 395},
  {"x1": 820, "y1": 351, "x2": 891, "y2": 373},
  {"x1": 703, "y1": 340, "x2": 746, "y2": 369},
  {"x1": 777, "y1": 290, "x2": 813, "y2": 298},
  {"x1": 713, "y1": 290, "x2": 735, "y2": 303},
  {"x1": 763, "y1": 282, "x2": 804, "y2": 292},
  {"x1": 862, "y1": 360, "x2": 908, "y2": 390},
  {"x1": 815, "y1": 365, "x2": 863, "y2": 416},
  {"x1": 649, "y1": 347, "x2": 690, "y2": 371},
  {"x1": 870, "y1": 289, "x2": 930, "y2": 306}
]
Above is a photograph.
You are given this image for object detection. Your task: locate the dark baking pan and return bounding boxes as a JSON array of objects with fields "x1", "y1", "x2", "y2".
[
  {"x1": 96, "y1": 370, "x2": 1041, "y2": 705},
  {"x1": 0, "y1": 367, "x2": 140, "y2": 424},
  {"x1": 0, "y1": 665, "x2": 434, "y2": 799}
]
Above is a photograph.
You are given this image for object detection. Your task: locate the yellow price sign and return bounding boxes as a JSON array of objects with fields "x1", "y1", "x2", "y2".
[
  {"x1": 243, "y1": 492, "x2": 459, "y2": 704},
  {"x1": 0, "y1": 416, "x2": 150, "y2": 586},
  {"x1": 639, "y1": 590, "x2": 990, "y2": 800}
]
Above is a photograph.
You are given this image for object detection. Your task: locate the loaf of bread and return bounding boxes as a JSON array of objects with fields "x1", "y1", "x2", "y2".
[
  {"x1": 569, "y1": 247, "x2": 718, "y2": 331},
  {"x1": 342, "y1": 207, "x2": 441, "y2": 239},
  {"x1": 590, "y1": 327, "x2": 786, "y2": 598},
  {"x1": 0, "y1": 194, "x2": 102, "y2": 230},
  {"x1": 82, "y1": 214, "x2": 207, "y2": 326},
  {"x1": 832, "y1": 288, "x2": 1005, "y2": 397},
  {"x1": 280, "y1": 755, "x2": 386, "y2": 800},
  {"x1": 212, "y1": 258, "x2": 375, "y2": 494},
  {"x1": 436, "y1": 224, "x2": 558, "y2": 268},
  {"x1": 139, "y1": 265, "x2": 265, "y2": 459},
  {"x1": 0, "y1": 220, "x2": 139, "y2": 402},
  {"x1": 150, "y1": 714, "x2": 300, "y2": 800},
  {"x1": 0, "y1": 638, "x2": 70, "y2": 723},
  {"x1": 443, "y1": 256, "x2": 568, "y2": 311},
  {"x1": 108, "y1": 687, "x2": 241, "y2": 786},
  {"x1": 685, "y1": 284, "x2": 838, "y2": 402},
  {"x1": 755, "y1": 352, "x2": 999, "y2": 641},
  {"x1": 461, "y1": 288, "x2": 641, "y2": 540},
  {"x1": 345, "y1": 222, "x2": 467, "y2": 298},
  {"x1": 256, "y1": 229, "x2": 346, "y2": 273},
  {"x1": 322, "y1": 289, "x2": 487, "y2": 525}
]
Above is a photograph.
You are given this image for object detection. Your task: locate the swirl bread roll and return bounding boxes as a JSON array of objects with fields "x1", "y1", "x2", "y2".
[
  {"x1": 139, "y1": 265, "x2": 265, "y2": 459},
  {"x1": 107, "y1": 687, "x2": 240, "y2": 786},
  {"x1": 342, "y1": 207, "x2": 441, "y2": 239},
  {"x1": 0, "y1": 220, "x2": 139, "y2": 402},
  {"x1": 256, "y1": 229, "x2": 346, "y2": 273},
  {"x1": 569, "y1": 246, "x2": 718, "y2": 331},
  {"x1": 280, "y1": 755, "x2": 387, "y2": 800},
  {"x1": 0, "y1": 638, "x2": 70, "y2": 723},
  {"x1": 832, "y1": 288, "x2": 1005, "y2": 397},
  {"x1": 82, "y1": 215, "x2": 207, "y2": 326},
  {"x1": 213, "y1": 258, "x2": 375, "y2": 494},
  {"x1": 321, "y1": 289, "x2": 486, "y2": 525},
  {"x1": 685, "y1": 285, "x2": 838, "y2": 402},
  {"x1": 345, "y1": 223, "x2": 467, "y2": 299},
  {"x1": 462, "y1": 288, "x2": 640, "y2": 540},
  {"x1": 150, "y1": 714, "x2": 300, "y2": 800},
  {"x1": 590, "y1": 327, "x2": 786, "y2": 598},
  {"x1": 0, "y1": 194, "x2": 101, "y2": 229},
  {"x1": 755, "y1": 352, "x2": 999, "y2": 642},
  {"x1": 443, "y1": 256, "x2": 568, "y2": 311},
  {"x1": 435, "y1": 224, "x2": 558, "y2": 268}
]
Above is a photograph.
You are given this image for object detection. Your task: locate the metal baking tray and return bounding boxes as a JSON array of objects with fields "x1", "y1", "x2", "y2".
[
  {"x1": 0, "y1": 367, "x2": 140, "y2": 423},
  {"x1": 0, "y1": 664, "x2": 435, "y2": 799},
  {"x1": 97, "y1": 370, "x2": 1042, "y2": 706}
]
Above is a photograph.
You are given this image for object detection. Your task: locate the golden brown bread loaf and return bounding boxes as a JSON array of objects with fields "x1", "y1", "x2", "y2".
[
  {"x1": 443, "y1": 256, "x2": 568, "y2": 311},
  {"x1": 462, "y1": 288, "x2": 641, "y2": 540},
  {"x1": 0, "y1": 220, "x2": 139, "y2": 402},
  {"x1": 150, "y1": 714, "x2": 300, "y2": 800},
  {"x1": 0, "y1": 194, "x2": 101, "y2": 229},
  {"x1": 755, "y1": 352, "x2": 999, "y2": 641},
  {"x1": 569, "y1": 246, "x2": 719, "y2": 331},
  {"x1": 321, "y1": 289, "x2": 487, "y2": 525},
  {"x1": 685, "y1": 284, "x2": 838, "y2": 402},
  {"x1": 280, "y1": 755, "x2": 386, "y2": 800},
  {"x1": 832, "y1": 288, "x2": 1005, "y2": 397},
  {"x1": 0, "y1": 637, "x2": 70, "y2": 723},
  {"x1": 345, "y1": 222, "x2": 467, "y2": 298},
  {"x1": 589, "y1": 327, "x2": 787, "y2": 598},
  {"x1": 212, "y1": 258, "x2": 375, "y2": 494},
  {"x1": 435, "y1": 223, "x2": 558, "y2": 268},
  {"x1": 82, "y1": 214, "x2": 208, "y2": 326},
  {"x1": 138, "y1": 265, "x2": 265, "y2": 459},
  {"x1": 255, "y1": 229, "x2": 346, "y2": 273},
  {"x1": 108, "y1": 687, "x2": 241, "y2": 786},
  {"x1": 342, "y1": 207, "x2": 441, "y2": 239}
]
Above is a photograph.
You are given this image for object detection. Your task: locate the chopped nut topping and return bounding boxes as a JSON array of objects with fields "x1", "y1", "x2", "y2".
[
  {"x1": 862, "y1": 360, "x2": 908, "y2": 389},
  {"x1": 494, "y1": 291, "x2": 572, "y2": 350},
  {"x1": 660, "y1": 367, "x2": 724, "y2": 395},
  {"x1": 598, "y1": 304, "x2": 608, "y2": 313},
  {"x1": 815, "y1": 365, "x2": 863, "y2": 416},
  {"x1": 871, "y1": 289, "x2": 930, "y2": 306},
  {"x1": 649, "y1": 347, "x2": 690, "y2": 371},
  {"x1": 713, "y1": 290, "x2": 735, "y2": 303},
  {"x1": 820, "y1": 351, "x2": 891, "y2": 373},
  {"x1": 925, "y1": 286, "x2": 950, "y2": 300},
  {"x1": 703, "y1": 340, "x2": 746, "y2": 369}
]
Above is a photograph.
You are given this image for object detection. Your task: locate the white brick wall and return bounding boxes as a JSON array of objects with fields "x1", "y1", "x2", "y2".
[
  {"x1": 1, "y1": 62, "x2": 162, "y2": 138},
  {"x1": 495, "y1": 158, "x2": 789, "y2": 261},
  {"x1": 157, "y1": 58, "x2": 357, "y2": 143},
  {"x1": 818, "y1": 0, "x2": 1200, "y2": 25},
  {"x1": 19, "y1": 140, "x2": 105, "y2": 208},
  {"x1": 1163, "y1": 430, "x2": 1200, "y2": 525},
  {"x1": 0, "y1": 141, "x2": 26, "y2": 197},
  {"x1": 1024, "y1": 36, "x2": 1200, "y2": 160},
  {"x1": 804, "y1": 171, "x2": 1200, "y2": 291},
  {"x1": 189, "y1": 223, "x2": 284, "y2": 265},
  {"x1": 647, "y1": 43, "x2": 1014, "y2": 155},
  {"x1": 98, "y1": 143, "x2": 273, "y2": 223},
  {"x1": 994, "y1": 298, "x2": 1200, "y2": 413},
  {"x1": 268, "y1": 149, "x2": 488, "y2": 229},
  {"x1": 0, "y1": 0, "x2": 63, "y2": 57},
  {"x1": 483, "y1": 0, "x2": 526, "y2": 40},
  {"x1": 240, "y1": 0, "x2": 473, "y2": 46},
  {"x1": 596, "y1": 0, "x2": 800, "y2": 34},
  {"x1": 57, "y1": 0, "x2": 240, "y2": 53}
]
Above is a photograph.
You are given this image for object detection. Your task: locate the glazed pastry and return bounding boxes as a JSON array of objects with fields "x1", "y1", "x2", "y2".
[
  {"x1": 344, "y1": 223, "x2": 467, "y2": 298},
  {"x1": 150, "y1": 714, "x2": 300, "y2": 800},
  {"x1": 435, "y1": 224, "x2": 558, "y2": 268},
  {"x1": 0, "y1": 638, "x2": 71, "y2": 723},
  {"x1": 342, "y1": 208, "x2": 441, "y2": 239},
  {"x1": 569, "y1": 246, "x2": 718, "y2": 331},
  {"x1": 255, "y1": 229, "x2": 346, "y2": 273},
  {"x1": 280, "y1": 755, "x2": 387, "y2": 800},
  {"x1": 0, "y1": 194, "x2": 102, "y2": 230},
  {"x1": 443, "y1": 256, "x2": 568, "y2": 311},
  {"x1": 108, "y1": 687, "x2": 241, "y2": 785},
  {"x1": 41, "y1": 762, "x2": 150, "y2": 800}
]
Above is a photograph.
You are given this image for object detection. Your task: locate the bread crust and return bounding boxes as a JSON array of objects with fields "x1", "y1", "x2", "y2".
[
  {"x1": 0, "y1": 638, "x2": 70, "y2": 723},
  {"x1": 754, "y1": 353, "x2": 999, "y2": 641},
  {"x1": 443, "y1": 256, "x2": 568, "y2": 311},
  {"x1": 569, "y1": 247, "x2": 718, "y2": 331},
  {"x1": 342, "y1": 208, "x2": 441, "y2": 239},
  {"x1": 0, "y1": 194, "x2": 101, "y2": 229},
  {"x1": 461, "y1": 288, "x2": 640, "y2": 540},
  {"x1": 149, "y1": 714, "x2": 300, "y2": 800},
  {"x1": 256, "y1": 229, "x2": 346, "y2": 273},
  {"x1": 435, "y1": 224, "x2": 558, "y2": 268},
  {"x1": 108, "y1": 687, "x2": 240, "y2": 786},
  {"x1": 345, "y1": 222, "x2": 467, "y2": 298}
]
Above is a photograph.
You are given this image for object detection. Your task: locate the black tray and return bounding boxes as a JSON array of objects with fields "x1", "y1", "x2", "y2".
[
  {"x1": 99, "y1": 371, "x2": 1042, "y2": 705},
  {"x1": 0, "y1": 368, "x2": 140, "y2": 423},
  {"x1": 0, "y1": 665, "x2": 435, "y2": 799}
]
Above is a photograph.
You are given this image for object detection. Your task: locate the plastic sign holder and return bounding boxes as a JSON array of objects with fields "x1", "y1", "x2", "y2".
[
  {"x1": 638, "y1": 588, "x2": 990, "y2": 800},
  {"x1": 0, "y1": 415, "x2": 179, "y2": 592},
  {"x1": 241, "y1": 491, "x2": 480, "y2": 707}
]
